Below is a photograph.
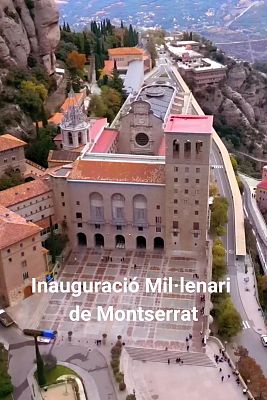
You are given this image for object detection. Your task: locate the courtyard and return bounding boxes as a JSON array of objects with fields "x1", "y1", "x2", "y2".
[{"x1": 35, "y1": 247, "x2": 207, "y2": 351}]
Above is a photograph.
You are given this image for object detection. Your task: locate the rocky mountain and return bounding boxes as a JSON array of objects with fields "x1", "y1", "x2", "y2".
[
  {"x1": 0, "y1": 0, "x2": 60, "y2": 74},
  {"x1": 194, "y1": 61, "x2": 267, "y2": 156}
]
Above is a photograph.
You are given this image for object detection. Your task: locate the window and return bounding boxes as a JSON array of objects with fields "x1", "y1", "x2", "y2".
[
  {"x1": 185, "y1": 189, "x2": 188, "y2": 194},
  {"x1": 33, "y1": 246, "x2": 36, "y2": 251},
  {"x1": 7, "y1": 249, "x2": 10, "y2": 254},
  {"x1": 77, "y1": 222, "x2": 83, "y2": 228},
  {"x1": 76, "y1": 212, "x2": 82, "y2": 219},
  {"x1": 174, "y1": 167, "x2": 178, "y2": 172},
  {"x1": 21, "y1": 260, "x2": 27, "y2": 267},
  {"x1": 174, "y1": 178, "x2": 178, "y2": 183},
  {"x1": 95, "y1": 224, "x2": 100, "y2": 229},
  {"x1": 173, "y1": 232, "x2": 178, "y2": 237},
  {"x1": 173, "y1": 221, "x2": 179, "y2": 229},
  {"x1": 173, "y1": 140, "x2": 179, "y2": 157},
  {"x1": 91, "y1": 193, "x2": 104, "y2": 221},
  {"x1": 135, "y1": 132, "x2": 149, "y2": 146},
  {"x1": 193, "y1": 222, "x2": 199, "y2": 230},
  {"x1": 133, "y1": 195, "x2": 147, "y2": 224},
  {"x1": 155, "y1": 216, "x2": 161, "y2": 224},
  {"x1": 62, "y1": 202, "x2": 65, "y2": 207},
  {"x1": 174, "y1": 199, "x2": 178, "y2": 204},
  {"x1": 20, "y1": 243, "x2": 23, "y2": 248},
  {"x1": 138, "y1": 226, "x2": 143, "y2": 231},
  {"x1": 61, "y1": 192, "x2": 64, "y2": 197},
  {"x1": 23, "y1": 272, "x2": 29, "y2": 280},
  {"x1": 195, "y1": 190, "x2": 199, "y2": 195},
  {"x1": 174, "y1": 189, "x2": 178, "y2": 193},
  {"x1": 184, "y1": 199, "x2": 188, "y2": 205},
  {"x1": 54, "y1": 224, "x2": 58, "y2": 230},
  {"x1": 68, "y1": 132, "x2": 73, "y2": 145},
  {"x1": 185, "y1": 178, "x2": 189, "y2": 183},
  {"x1": 195, "y1": 200, "x2": 199, "y2": 205},
  {"x1": 196, "y1": 179, "x2": 200, "y2": 184},
  {"x1": 39, "y1": 206, "x2": 42, "y2": 211},
  {"x1": 4, "y1": 159, "x2": 7, "y2": 163},
  {"x1": 156, "y1": 227, "x2": 161, "y2": 233},
  {"x1": 76, "y1": 201, "x2": 80, "y2": 205},
  {"x1": 156, "y1": 205, "x2": 160, "y2": 210},
  {"x1": 12, "y1": 156, "x2": 16, "y2": 161},
  {"x1": 195, "y1": 211, "x2": 199, "y2": 215},
  {"x1": 41, "y1": 215, "x2": 44, "y2": 219},
  {"x1": 196, "y1": 141, "x2": 203, "y2": 154},
  {"x1": 174, "y1": 209, "x2": 178, "y2": 214},
  {"x1": 64, "y1": 215, "x2": 67, "y2": 220},
  {"x1": 194, "y1": 233, "x2": 199, "y2": 238},
  {"x1": 184, "y1": 141, "x2": 191, "y2": 157},
  {"x1": 116, "y1": 225, "x2": 122, "y2": 230},
  {"x1": 196, "y1": 168, "x2": 200, "y2": 173},
  {"x1": 8, "y1": 258, "x2": 12, "y2": 262},
  {"x1": 21, "y1": 252, "x2": 24, "y2": 257}
]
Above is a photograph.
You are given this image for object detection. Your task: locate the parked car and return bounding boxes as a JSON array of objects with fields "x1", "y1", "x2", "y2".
[
  {"x1": 0, "y1": 309, "x2": 14, "y2": 327},
  {"x1": 37, "y1": 336, "x2": 51, "y2": 344},
  {"x1": 260, "y1": 334, "x2": 267, "y2": 347}
]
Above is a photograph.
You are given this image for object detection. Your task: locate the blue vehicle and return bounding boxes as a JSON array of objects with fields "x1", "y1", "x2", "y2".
[{"x1": 41, "y1": 330, "x2": 57, "y2": 339}]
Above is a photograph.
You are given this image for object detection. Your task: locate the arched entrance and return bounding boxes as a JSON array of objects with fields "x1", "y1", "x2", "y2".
[
  {"x1": 24, "y1": 285, "x2": 32, "y2": 299},
  {"x1": 136, "y1": 236, "x2": 146, "y2": 249},
  {"x1": 154, "y1": 237, "x2": 164, "y2": 250},
  {"x1": 115, "y1": 235, "x2": 125, "y2": 248},
  {"x1": 95, "y1": 233, "x2": 104, "y2": 248},
  {"x1": 77, "y1": 232, "x2": 87, "y2": 246}
]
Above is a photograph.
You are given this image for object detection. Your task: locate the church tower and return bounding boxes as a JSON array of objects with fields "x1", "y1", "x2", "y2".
[
  {"x1": 164, "y1": 115, "x2": 213, "y2": 257},
  {"x1": 60, "y1": 88, "x2": 90, "y2": 150}
]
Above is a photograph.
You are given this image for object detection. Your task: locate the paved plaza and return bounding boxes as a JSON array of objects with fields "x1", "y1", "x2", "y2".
[{"x1": 35, "y1": 247, "x2": 206, "y2": 351}]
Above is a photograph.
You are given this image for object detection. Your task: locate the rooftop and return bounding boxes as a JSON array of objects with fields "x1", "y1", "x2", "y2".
[
  {"x1": 90, "y1": 129, "x2": 119, "y2": 153},
  {"x1": 0, "y1": 179, "x2": 51, "y2": 207},
  {"x1": 48, "y1": 150, "x2": 79, "y2": 163},
  {"x1": 60, "y1": 91, "x2": 85, "y2": 113},
  {"x1": 100, "y1": 60, "x2": 115, "y2": 78},
  {"x1": 69, "y1": 159, "x2": 165, "y2": 184},
  {"x1": 165, "y1": 115, "x2": 213, "y2": 134},
  {"x1": 136, "y1": 84, "x2": 175, "y2": 120},
  {"x1": 0, "y1": 134, "x2": 26, "y2": 152},
  {"x1": 48, "y1": 113, "x2": 64, "y2": 125},
  {"x1": 178, "y1": 57, "x2": 226, "y2": 71},
  {"x1": 0, "y1": 205, "x2": 41, "y2": 250},
  {"x1": 90, "y1": 118, "x2": 108, "y2": 142},
  {"x1": 108, "y1": 47, "x2": 145, "y2": 56}
]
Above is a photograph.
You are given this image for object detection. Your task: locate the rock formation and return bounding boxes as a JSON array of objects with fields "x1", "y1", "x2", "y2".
[
  {"x1": 194, "y1": 61, "x2": 267, "y2": 155},
  {"x1": 0, "y1": 0, "x2": 60, "y2": 74}
]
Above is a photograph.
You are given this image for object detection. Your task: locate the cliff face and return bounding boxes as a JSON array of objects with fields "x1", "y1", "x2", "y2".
[
  {"x1": 0, "y1": 0, "x2": 60, "y2": 74},
  {"x1": 194, "y1": 61, "x2": 267, "y2": 155}
]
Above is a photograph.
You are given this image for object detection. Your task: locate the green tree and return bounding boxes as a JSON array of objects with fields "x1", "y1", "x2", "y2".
[
  {"x1": 230, "y1": 155, "x2": 238, "y2": 174},
  {"x1": 210, "y1": 196, "x2": 228, "y2": 236},
  {"x1": 146, "y1": 36, "x2": 157, "y2": 68},
  {"x1": 212, "y1": 292, "x2": 242, "y2": 339},
  {"x1": 0, "y1": 167, "x2": 24, "y2": 191},
  {"x1": 26, "y1": 126, "x2": 57, "y2": 167},
  {"x1": 34, "y1": 336, "x2": 46, "y2": 386},
  {"x1": 0, "y1": 343, "x2": 13, "y2": 397}
]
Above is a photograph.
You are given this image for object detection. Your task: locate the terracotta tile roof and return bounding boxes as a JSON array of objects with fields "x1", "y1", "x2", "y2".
[
  {"x1": 108, "y1": 47, "x2": 145, "y2": 56},
  {"x1": 48, "y1": 150, "x2": 79, "y2": 163},
  {"x1": 91, "y1": 129, "x2": 119, "y2": 153},
  {"x1": 0, "y1": 134, "x2": 26, "y2": 152},
  {"x1": 69, "y1": 160, "x2": 165, "y2": 184},
  {"x1": 0, "y1": 179, "x2": 52, "y2": 208},
  {"x1": 48, "y1": 113, "x2": 64, "y2": 125},
  {"x1": 53, "y1": 133, "x2": 62, "y2": 141},
  {"x1": 60, "y1": 92, "x2": 85, "y2": 113},
  {"x1": 90, "y1": 118, "x2": 108, "y2": 141},
  {"x1": 0, "y1": 205, "x2": 41, "y2": 250},
  {"x1": 36, "y1": 215, "x2": 57, "y2": 229},
  {"x1": 100, "y1": 60, "x2": 115, "y2": 78}
]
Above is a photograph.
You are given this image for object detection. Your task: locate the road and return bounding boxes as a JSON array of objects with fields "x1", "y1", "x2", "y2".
[{"x1": 211, "y1": 144, "x2": 267, "y2": 376}]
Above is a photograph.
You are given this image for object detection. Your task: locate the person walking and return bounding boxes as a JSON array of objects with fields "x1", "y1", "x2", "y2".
[
  {"x1": 187, "y1": 345, "x2": 189, "y2": 352},
  {"x1": 219, "y1": 368, "x2": 222, "y2": 372},
  {"x1": 221, "y1": 376, "x2": 224, "y2": 382},
  {"x1": 168, "y1": 359, "x2": 170, "y2": 365}
]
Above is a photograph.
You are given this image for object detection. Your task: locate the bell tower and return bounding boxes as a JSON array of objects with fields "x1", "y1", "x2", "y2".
[
  {"x1": 60, "y1": 88, "x2": 90, "y2": 150},
  {"x1": 164, "y1": 114, "x2": 213, "y2": 257}
]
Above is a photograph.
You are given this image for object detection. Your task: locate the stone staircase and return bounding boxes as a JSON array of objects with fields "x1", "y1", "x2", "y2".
[{"x1": 125, "y1": 346, "x2": 216, "y2": 368}]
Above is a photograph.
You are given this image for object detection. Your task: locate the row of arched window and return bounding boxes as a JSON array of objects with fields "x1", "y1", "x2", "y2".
[{"x1": 89, "y1": 193, "x2": 148, "y2": 223}]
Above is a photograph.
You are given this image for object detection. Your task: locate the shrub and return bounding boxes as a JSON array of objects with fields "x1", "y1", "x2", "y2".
[
  {"x1": 119, "y1": 382, "x2": 126, "y2": 391},
  {"x1": 115, "y1": 372, "x2": 124, "y2": 383},
  {"x1": 110, "y1": 359, "x2": 120, "y2": 369},
  {"x1": 111, "y1": 345, "x2": 122, "y2": 358},
  {"x1": 126, "y1": 395, "x2": 136, "y2": 400}
]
